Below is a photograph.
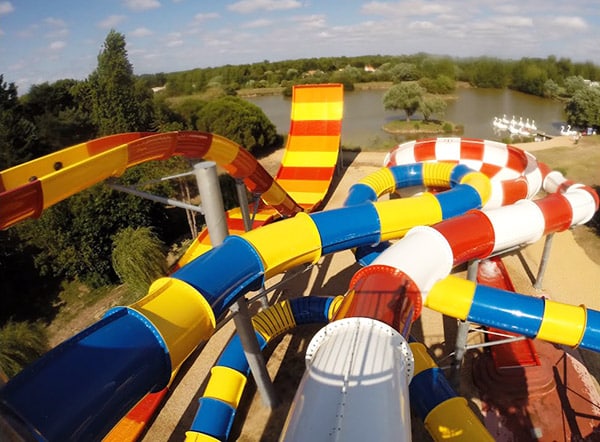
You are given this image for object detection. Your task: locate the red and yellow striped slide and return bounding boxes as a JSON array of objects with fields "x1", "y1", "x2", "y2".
[{"x1": 176, "y1": 83, "x2": 344, "y2": 266}]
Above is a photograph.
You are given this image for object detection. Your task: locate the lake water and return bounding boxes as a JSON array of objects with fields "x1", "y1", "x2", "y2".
[{"x1": 246, "y1": 87, "x2": 567, "y2": 148}]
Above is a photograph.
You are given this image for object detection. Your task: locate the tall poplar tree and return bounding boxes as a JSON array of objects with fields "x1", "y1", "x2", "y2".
[{"x1": 88, "y1": 30, "x2": 152, "y2": 135}]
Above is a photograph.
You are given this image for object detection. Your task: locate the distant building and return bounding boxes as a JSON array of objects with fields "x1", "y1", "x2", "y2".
[
  {"x1": 364, "y1": 65, "x2": 376, "y2": 72},
  {"x1": 151, "y1": 85, "x2": 166, "y2": 93}
]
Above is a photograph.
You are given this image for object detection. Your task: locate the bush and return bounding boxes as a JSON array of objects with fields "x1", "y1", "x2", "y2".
[
  {"x1": 112, "y1": 227, "x2": 168, "y2": 301},
  {"x1": 0, "y1": 320, "x2": 49, "y2": 378}
]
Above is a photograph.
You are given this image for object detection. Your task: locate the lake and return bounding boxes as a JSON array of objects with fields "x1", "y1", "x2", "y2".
[{"x1": 246, "y1": 87, "x2": 567, "y2": 148}]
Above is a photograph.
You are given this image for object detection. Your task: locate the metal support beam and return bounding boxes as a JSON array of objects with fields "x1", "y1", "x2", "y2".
[
  {"x1": 534, "y1": 233, "x2": 554, "y2": 290},
  {"x1": 450, "y1": 258, "x2": 480, "y2": 388},
  {"x1": 235, "y1": 179, "x2": 253, "y2": 232},
  {"x1": 107, "y1": 182, "x2": 204, "y2": 213},
  {"x1": 194, "y1": 162, "x2": 277, "y2": 408}
]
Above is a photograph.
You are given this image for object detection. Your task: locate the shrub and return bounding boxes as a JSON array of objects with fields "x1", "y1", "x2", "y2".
[
  {"x1": 0, "y1": 320, "x2": 49, "y2": 378},
  {"x1": 112, "y1": 227, "x2": 168, "y2": 301}
]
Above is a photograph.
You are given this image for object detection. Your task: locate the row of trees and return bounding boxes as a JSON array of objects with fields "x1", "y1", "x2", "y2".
[
  {"x1": 153, "y1": 53, "x2": 600, "y2": 99},
  {"x1": 152, "y1": 53, "x2": 600, "y2": 129}
]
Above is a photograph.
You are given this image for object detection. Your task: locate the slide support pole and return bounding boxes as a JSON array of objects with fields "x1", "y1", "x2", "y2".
[
  {"x1": 534, "y1": 233, "x2": 554, "y2": 290},
  {"x1": 235, "y1": 178, "x2": 269, "y2": 309},
  {"x1": 451, "y1": 258, "x2": 479, "y2": 388},
  {"x1": 194, "y1": 162, "x2": 277, "y2": 408},
  {"x1": 235, "y1": 178, "x2": 253, "y2": 232}
]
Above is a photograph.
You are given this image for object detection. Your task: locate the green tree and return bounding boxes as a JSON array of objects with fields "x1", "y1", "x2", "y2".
[
  {"x1": 418, "y1": 75, "x2": 455, "y2": 94},
  {"x1": 543, "y1": 79, "x2": 561, "y2": 99},
  {"x1": 564, "y1": 75, "x2": 587, "y2": 96},
  {"x1": 383, "y1": 83, "x2": 425, "y2": 121},
  {"x1": 510, "y1": 59, "x2": 548, "y2": 96},
  {"x1": 0, "y1": 320, "x2": 49, "y2": 378},
  {"x1": 0, "y1": 75, "x2": 38, "y2": 169},
  {"x1": 565, "y1": 87, "x2": 600, "y2": 129},
  {"x1": 21, "y1": 79, "x2": 96, "y2": 154},
  {"x1": 390, "y1": 63, "x2": 419, "y2": 82},
  {"x1": 420, "y1": 95, "x2": 447, "y2": 121},
  {"x1": 195, "y1": 96, "x2": 279, "y2": 153},
  {"x1": 87, "y1": 30, "x2": 153, "y2": 135},
  {"x1": 112, "y1": 227, "x2": 167, "y2": 301}
]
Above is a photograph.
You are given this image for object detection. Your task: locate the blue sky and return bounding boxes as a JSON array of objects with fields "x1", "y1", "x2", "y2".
[{"x1": 2, "y1": 0, "x2": 600, "y2": 93}]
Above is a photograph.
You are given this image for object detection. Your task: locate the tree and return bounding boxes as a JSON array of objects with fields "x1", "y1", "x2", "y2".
[
  {"x1": 21, "y1": 79, "x2": 96, "y2": 154},
  {"x1": 195, "y1": 96, "x2": 279, "y2": 153},
  {"x1": 390, "y1": 63, "x2": 419, "y2": 82},
  {"x1": 543, "y1": 79, "x2": 561, "y2": 99},
  {"x1": 418, "y1": 75, "x2": 455, "y2": 94},
  {"x1": 0, "y1": 75, "x2": 38, "y2": 169},
  {"x1": 510, "y1": 59, "x2": 548, "y2": 96},
  {"x1": 564, "y1": 75, "x2": 587, "y2": 96},
  {"x1": 112, "y1": 227, "x2": 167, "y2": 302},
  {"x1": 87, "y1": 30, "x2": 153, "y2": 135},
  {"x1": 420, "y1": 95, "x2": 447, "y2": 121},
  {"x1": 565, "y1": 87, "x2": 600, "y2": 129},
  {"x1": 383, "y1": 83, "x2": 425, "y2": 121}
]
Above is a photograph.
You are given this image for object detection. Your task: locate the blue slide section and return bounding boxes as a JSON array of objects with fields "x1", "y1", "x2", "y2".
[{"x1": 0, "y1": 308, "x2": 171, "y2": 441}]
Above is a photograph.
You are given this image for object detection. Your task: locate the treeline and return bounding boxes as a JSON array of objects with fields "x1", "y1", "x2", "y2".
[{"x1": 146, "y1": 53, "x2": 600, "y2": 99}]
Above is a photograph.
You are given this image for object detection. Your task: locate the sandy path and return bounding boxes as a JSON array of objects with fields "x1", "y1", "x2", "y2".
[{"x1": 143, "y1": 135, "x2": 600, "y2": 441}]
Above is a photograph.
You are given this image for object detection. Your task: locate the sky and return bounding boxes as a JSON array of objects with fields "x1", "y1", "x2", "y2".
[{"x1": 2, "y1": 0, "x2": 600, "y2": 93}]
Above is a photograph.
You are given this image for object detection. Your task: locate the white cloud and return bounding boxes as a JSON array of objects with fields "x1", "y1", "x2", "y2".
[
  {"x1": 550, "y1": 16, "x2": 587, "y2": 30},
  {"x1": 409, "y1": 21, "x2": 435, "y2": 30},
  {"x1": 292, "y1": 14, "x2": 326, "y2": 29},
  {"x1": 228, "y1": 0, "x2": 302, "y2": 14},
  {"x1": 44, "y1": 17, "x2": 67, "y2": 28},
  {"x1": 166, "y1": 39, "x2": 183, "y2": 47},
  {"x1": 0, "y1": 1, "x2": 14, "y2": 15},
  {"x1": 362, "y1": 1, "x2": 450, "y2": 17},
  {"x1": 130, "y1": 27, "x2": 153, "y2": 37},
  {"x1": 493, "y1": 16, "x2": 533, "y2": 27},
  {"x1": 195, "y1": 12, "x2": 219, "y2": 22},
  {"x1": 123, "y1": 0, "x2": 160, "y2": 11},
  {"x1": 43, "y1": 17, "x2": 69, "y2": 39},
  {"x1": 49, "y1": 40, "x2": 66, "y2": 50},
  {"x1": 242, "y1": 18, "x2": 272, "y2": 29},
  {"x1": 98, "y1": 15, "x2": 126, "y2": 29}
]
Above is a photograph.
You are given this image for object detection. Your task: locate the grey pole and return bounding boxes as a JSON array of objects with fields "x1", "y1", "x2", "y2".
[
  {"x1": 450, "y1": 258, "x2": 480, "y2": 388},
  {"x1": 194, "y1": 162, "x2": 278, "y2": 408},
  {"x1": 107, "y1": 183, "x2": 204, "y2": 213},
  {"x1": 533, "y1": 233, "x2": 555, "y2": 290},
  {"x1": 235, "y1": 178, "x2": 270, "y2": 310},
  {"x1": 235, "y1": 179, "x2": 253, "y2": 232}
]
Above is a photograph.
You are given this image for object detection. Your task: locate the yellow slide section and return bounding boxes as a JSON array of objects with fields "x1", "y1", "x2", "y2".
[{"x1": 275, "y1": 83, "x2": 344, "y2": 210}]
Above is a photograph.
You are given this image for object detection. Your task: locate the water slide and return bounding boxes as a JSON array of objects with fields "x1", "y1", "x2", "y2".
[
  {"x1": 176, "y1": 83, "x2": 344, "y2": 265},
  {"x1": 0, "y1": 130, "x2": 598, "y2": 441}
]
